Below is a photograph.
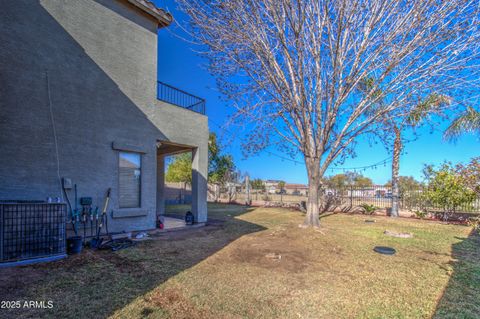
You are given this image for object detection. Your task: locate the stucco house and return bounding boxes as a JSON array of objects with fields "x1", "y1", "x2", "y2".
[
  {"x1": 264, "y1": 180, "x2": 282, "y2": 194},
  {"x1": 0, "y1": 0, "x2": 209, "y2": 233},
  {"x1": 284, "y1": 183, "x2": 309, "y2": 196}
]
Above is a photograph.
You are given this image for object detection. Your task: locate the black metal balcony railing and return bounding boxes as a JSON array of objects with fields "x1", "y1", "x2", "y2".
[{"x1": 157, "y1": 81, "x2": 206, "y2": 115}]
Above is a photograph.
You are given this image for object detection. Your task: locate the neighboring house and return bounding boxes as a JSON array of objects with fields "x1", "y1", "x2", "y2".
[
  {"x1": 0, "y1": 0, "x2": 209, "y2": 232},
  {"x1": 284, "y1": 184, "x2": 309, "y2": 196},
  {"x1": 264, "y1": 180, "x2": 281, "y2": 194},
  {"x1": 224, "y1": 181, "x2": 243, "y2": 193}
]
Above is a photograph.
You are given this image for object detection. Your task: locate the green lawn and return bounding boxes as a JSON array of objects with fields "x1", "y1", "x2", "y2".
[{"x1": 0, "y1": 204, "x2": 478, "y2": 318}]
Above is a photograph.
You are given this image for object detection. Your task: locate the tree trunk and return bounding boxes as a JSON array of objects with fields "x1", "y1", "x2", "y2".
[
  {"x1": 303, "y1": 157, "x2": 321, "y2": 228},
  {"x1": 391, "y1": 126, "x2": 402, "y2": 217}
]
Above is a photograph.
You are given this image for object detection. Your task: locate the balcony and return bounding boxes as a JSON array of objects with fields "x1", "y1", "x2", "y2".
[{"x1": 157, "y1": 81, "x2": 206, "y2": 115}]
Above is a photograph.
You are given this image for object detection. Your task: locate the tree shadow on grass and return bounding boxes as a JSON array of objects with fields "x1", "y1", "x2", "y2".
[
  {"x1": 0, "y1": 204, "x2": 264, "y2": 319},
  {"x1": 433, "y1": 230, "x2": 480, "y2": 318}
]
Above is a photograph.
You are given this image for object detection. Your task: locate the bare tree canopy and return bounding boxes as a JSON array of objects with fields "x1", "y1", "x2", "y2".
[{"x1": 178, "y1": 0, "x2": 480, "y2": 227}]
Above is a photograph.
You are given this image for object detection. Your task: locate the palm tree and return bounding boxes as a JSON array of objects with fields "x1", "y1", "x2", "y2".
[
  {"x1": 387, "y1": 94, "x2": 450, "y2": 217},
  {"x1": 358, "y1": 77, "x2": 451, "y2": 218},
  {"x1": 444, "y1": 107, "x2": 480, "y2": 140}
]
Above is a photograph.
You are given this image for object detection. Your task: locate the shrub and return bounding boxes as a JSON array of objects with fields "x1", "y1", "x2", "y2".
[
  {"x1": 423, "y1": 163, "x2": 476, "y2": 221},
  {"x1": 414, "y1": 210, "x2": 428, "y2": 219},
  {"x1": 360, "y1": 203, "x2": 377, "y2": 215},
  {"x1": 468, "y1": 216, "x2": 480, "y2": 233}
]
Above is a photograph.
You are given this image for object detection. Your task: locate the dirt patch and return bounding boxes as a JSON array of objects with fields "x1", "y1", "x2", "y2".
[
  {"x1": 46, "y1": 249, "x2": 142, "y2": 273},
  {"x1": 230, "y1": 234, "x2": 310, "y2": 273},
  {"x1": 384, "y1": 230, "x2": 414, "y2": 238},
  {"x1": 96, "y1": 250, "x2": 145, "y2": 274},
  {"x1": 232, "y1": 247, "x2": 308, "y2": 273},
  {"x1": 0, "y1": 266, "x2": 47, "y2": 300},
  {"x1": 0, "y1": 251, "x2": 109, "y2": 302},
  {"x1": 148, "y1": 288, "x2": 211, "y2": 319},
  {"x1": 33, "y1": 250, "x2": 98, "y2": 271}
]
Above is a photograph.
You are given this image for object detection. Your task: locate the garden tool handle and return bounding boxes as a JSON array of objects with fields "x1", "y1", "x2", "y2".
[{"x1": 102, "y1": 188, "x2": 111, "y2": 215}]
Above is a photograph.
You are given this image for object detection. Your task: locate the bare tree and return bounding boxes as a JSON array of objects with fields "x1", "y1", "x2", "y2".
[{"x1": 178, "y1": 0, "x2": 480, "y2": 227}]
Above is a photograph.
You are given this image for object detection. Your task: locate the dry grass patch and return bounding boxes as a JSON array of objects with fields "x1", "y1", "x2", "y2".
[{"x1": 113, "y1": 207, "x2": 476, "y2": 319}]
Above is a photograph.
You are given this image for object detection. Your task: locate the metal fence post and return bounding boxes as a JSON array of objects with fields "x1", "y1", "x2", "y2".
[{"x1": 350, "y1": 185, "x2": 353, "y2": 207}]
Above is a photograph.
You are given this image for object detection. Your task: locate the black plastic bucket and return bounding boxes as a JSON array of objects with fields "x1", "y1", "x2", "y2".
[
  {"x1": 67, "y1": 236, "x2": 83, "y2": 254},
  {"x1": 185, "y1": 211, "x2": 194, "y2": 225}
]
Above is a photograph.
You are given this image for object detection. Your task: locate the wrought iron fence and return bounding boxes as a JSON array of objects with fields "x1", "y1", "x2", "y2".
[
  {"x1": 157, "y1": 81, "x2": 206, "y2": 115},
  {"x1": 329, "y1": 186, "x2": 480, "y2": 214},
  {"x1": 215, "y1": 185, "x2": 480, "y2": 214}
]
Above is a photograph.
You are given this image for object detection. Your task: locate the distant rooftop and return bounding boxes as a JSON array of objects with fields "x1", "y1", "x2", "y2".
[
  {"x1": 127, "y1": 0, "x2": 173, "y2": 27},
  {"x1": 285, "y1": 183, "x2": 308, "y2": 189},
  {"x1": 264, "y1": 180, "x2": 282, "y2": 183}
]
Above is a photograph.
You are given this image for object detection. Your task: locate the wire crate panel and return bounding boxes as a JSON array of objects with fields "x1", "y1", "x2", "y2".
[{"x1": 1, "y1": 203, "x2": 66, "y2": 263}]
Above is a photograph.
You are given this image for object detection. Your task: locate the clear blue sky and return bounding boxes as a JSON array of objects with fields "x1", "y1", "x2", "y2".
[{"x1": 154, "y1": 0, "x2": 478, "y2": 185}]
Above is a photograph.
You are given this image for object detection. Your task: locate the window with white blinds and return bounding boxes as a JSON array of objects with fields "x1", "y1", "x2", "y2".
[{"x1": 119, "y1": 151, "x2": 141, "y2": 208}]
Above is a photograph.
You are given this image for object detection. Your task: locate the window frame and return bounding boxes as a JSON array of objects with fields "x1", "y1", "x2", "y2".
[{"x1": 118, "y1": 151, "x2": 142, "y2": 209}]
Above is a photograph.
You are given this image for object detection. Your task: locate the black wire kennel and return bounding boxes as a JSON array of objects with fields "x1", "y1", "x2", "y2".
[{"x1": 0, "y1": 202, "x2": 67, "y2": 267}]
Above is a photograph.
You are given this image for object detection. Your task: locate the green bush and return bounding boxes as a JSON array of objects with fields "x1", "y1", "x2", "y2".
[
  {"x1": 468, "y1": 216, "x2": 480, "y2": 233},
  {"x1": 360, "y1": 203, "x2": 377, "y2": 215},
  {"x1": 414, "y1": 210, "x2": 428, "y2": 219},
  {"x1": 423, "y1": 163, "x2": 476, "y2": 220}
]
